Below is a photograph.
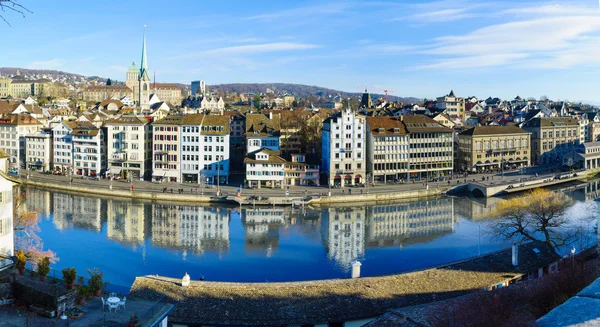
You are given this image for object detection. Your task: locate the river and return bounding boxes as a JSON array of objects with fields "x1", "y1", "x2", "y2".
[{"x1": 20, "y1": 180, "x2": 600, "y2": 288}]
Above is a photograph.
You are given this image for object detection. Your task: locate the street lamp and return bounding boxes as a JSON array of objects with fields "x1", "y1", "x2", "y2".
[{"x1": 571, "y1": 246, "x2": 576, "y2": 268}]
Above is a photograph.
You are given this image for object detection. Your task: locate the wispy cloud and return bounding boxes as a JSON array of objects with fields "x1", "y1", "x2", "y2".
[
  {"x1": 409, "y1": 8, "x2": 476, "y2": 22},
  {"x1": 27, "y1": 59, "x2": 64, "y2": 70},
  {"x1": 205, "y1": 42, "x2": 319, "y2": 55},
  {"x1": 169, "y1": 42, "x2": 320, "y2": 60},
  {"x1": 404, "y1": 1, "x2": 600, "y2": 70},
  {"x1": 246, "y1": 3, "x2": 348, "y2": 21}
]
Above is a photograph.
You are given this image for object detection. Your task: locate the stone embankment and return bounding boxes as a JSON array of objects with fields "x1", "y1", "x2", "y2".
[
  {"x1": 5, "y1": 175, "x2": 215, "y2": 203},
  {"x1": 5, "y1": 173, "x2": 452, "y2": 205}
]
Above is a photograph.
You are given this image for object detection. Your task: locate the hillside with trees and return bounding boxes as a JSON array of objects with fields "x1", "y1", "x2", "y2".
[{"x1": 210, "y1": 83, "x2": 421, "y2": 103}]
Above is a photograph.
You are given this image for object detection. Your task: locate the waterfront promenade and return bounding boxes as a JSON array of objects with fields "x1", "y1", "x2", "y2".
[{"x1": 5, "y1": 165, "x2": 569, "y2": 205}]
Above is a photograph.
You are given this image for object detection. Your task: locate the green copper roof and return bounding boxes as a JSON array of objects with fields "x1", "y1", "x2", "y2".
[
  {"x1": 128, "y1": 61, "x2": 137, "y2": 71},
  {"x1": 139, "y1": 26, "x2": 148, "y2": 79}
]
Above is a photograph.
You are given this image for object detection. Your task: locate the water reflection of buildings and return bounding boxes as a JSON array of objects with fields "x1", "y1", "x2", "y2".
[
  {"x1": 454, "y1": 196, "x2": 502, "y2": 222},
  {"x1": 107, "y1": 199, "x2": 148, "y2": 245},
  {"x1": 321, "y1": 207, "x2": 366, "y2": 270},
  {"x1": 151, "y1": 205, "x2": 230, "y2": 255},
  {"x1": 151, "y1": 204, "x2": 180, "y2": 248},
  {"x1": 0, "y1": 177, "x2": 14, "y2": 258},
  {"x1": 366, "y1": 198, "x2": 455, "y2": 247},
  {"x1": 23, "y1": 188, "x2": 51, "y2": 217},
  {"x1": 242, "y1": 208, "x2": 285, "y2": 253},
  {"x1": 179, "y1": 206, "x2": 230, "y2": 254},
  {"x1": 51, "y1": 192, "x2": 103, "y2": 231},
  {"x1": 564, "y1": 180, "x2": 600, "y2": 202}
]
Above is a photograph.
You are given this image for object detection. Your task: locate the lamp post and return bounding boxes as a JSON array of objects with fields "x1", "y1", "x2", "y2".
[{"x1": 571, "y1": 246, "x2": 576, "y2": 269}]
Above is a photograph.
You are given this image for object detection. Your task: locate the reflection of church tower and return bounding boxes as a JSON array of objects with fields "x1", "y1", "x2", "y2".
[{"x1": 138, "y1": 26, "x2": 150, "y2": 110}]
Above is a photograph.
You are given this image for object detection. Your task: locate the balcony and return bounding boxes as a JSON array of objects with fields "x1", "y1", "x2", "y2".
[{"x1": 111, "y1": 152, "x2": 127, "y2": 162}]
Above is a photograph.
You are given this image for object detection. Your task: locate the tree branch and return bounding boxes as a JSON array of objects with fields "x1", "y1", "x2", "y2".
[{"x1": 0, "y1": 0, "x2": 32, "y2": 26}]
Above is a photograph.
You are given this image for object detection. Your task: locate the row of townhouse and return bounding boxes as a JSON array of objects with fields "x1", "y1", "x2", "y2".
[
  {"x1": 23, "y1": 121, "x2": 106, "y2": 176},
  {"x1": 0, "y1": 107, "x2": 593, "y2": 186},
  {"x1": 243, "y1": 113, "x2": 320, "y2": 189},
  {"x1": 150, "y1": 114, "x2": 231, "y2": 184},
  {"x1": 321, "y1": 108, "x2": 454, "y2": 187}
]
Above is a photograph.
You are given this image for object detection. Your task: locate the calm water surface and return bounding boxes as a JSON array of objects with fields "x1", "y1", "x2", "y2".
[{"x1": 22, "y1": 181, "x2": 600, "y2": 287}]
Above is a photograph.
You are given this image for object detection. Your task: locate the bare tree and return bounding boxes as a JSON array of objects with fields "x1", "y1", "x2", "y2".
[
  {"x1": 490, "y1": 189, "x2": 583, "y2": 249},
  {"x1": 0, "y1": 0, "x2": 32, "y2": 26}
]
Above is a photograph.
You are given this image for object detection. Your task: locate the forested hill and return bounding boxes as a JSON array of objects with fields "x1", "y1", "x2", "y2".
[{"x1": 210, "y1": 83, "x2": 421, "y2": 103}]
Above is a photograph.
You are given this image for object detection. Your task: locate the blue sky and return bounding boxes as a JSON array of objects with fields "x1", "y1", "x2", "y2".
[{"x1": 3, "y1": 0, "x2": 600, "y2": 102}]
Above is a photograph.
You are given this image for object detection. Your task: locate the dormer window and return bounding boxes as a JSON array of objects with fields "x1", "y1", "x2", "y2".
[
  {"x1": 393, "y1": 128, "x2": 400, "y2": 133},
  {"x1": 378, "y1": 128, "x2": 385, "y2": 133}
]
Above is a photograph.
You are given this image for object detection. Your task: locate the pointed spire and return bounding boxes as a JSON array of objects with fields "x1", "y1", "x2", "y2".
[{"x1": 139, "y1": 25, "x2": 149, "y2": 80}]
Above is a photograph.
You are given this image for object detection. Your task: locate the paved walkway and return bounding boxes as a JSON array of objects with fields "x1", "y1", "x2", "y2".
[{"x1": 14, "y1": 164, "x2": 567, "y2": 199}]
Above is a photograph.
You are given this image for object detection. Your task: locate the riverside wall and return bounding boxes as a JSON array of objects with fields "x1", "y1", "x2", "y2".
[
  {"x1": 308, "y1": 187, "x2": 451, "y2": 205},
  {"x1": 7, "y1": 177, "x2": 215, "y2": 203}
]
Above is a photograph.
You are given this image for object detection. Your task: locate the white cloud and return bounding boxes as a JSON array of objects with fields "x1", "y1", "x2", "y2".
[
  {"x1": 246, "y1": 3, "x2": 348, "y2": 21},
  {"x1": 501, "y1": 3, "x2": 596, "y2": 16},
  {"x1": 200, "y1": 42, "x2": 320, "y2": 56},
  {"x1": 27, "y1": 59, "x2": 64, "y2": 69},
  {"x1": 406, "y1": 1, "x2": 600, "y2": 70},
  {"x1": 410, "y1": 8, "x2": 476, "y2": 22},
  {"x1": 415, "y1": 53, "x2": 529, "y2": 69}
]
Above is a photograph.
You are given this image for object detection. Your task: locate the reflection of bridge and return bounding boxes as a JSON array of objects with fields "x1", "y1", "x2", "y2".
[{"x1": 464, "y1": 171, "x2": 589, "y2": 197}]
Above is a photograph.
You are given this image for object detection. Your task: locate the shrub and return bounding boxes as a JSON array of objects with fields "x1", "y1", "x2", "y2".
[
  {"x1": 15, "y1": 250, "x2": 27, "y2": 269},
  {"x1": 87, "y1": 268, "x2": 103, "y2": 293},
  {"x1": 62, "y1": 268, "x2": 77, "y2": 284},
  {"x1": 37, "y1": 257, "x2": 50, "y2": 277}
]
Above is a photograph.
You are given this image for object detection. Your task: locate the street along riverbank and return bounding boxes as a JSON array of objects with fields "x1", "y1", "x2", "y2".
[{"x1": 4, "y1": 172, "x2": 452, "y2": 205}]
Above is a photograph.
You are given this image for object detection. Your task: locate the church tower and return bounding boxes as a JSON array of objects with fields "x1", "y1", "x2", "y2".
[
  {"x1": 126, "y1": 61, "x2": 139, "y2": 101},
  {"x1": 138, "y1": 26, "x2": 151, "y2": 110}
]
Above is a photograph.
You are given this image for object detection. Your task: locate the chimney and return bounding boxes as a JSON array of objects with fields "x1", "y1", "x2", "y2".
[{"x1": 512, "y1": 242, "x2": 518, "y2": 266}]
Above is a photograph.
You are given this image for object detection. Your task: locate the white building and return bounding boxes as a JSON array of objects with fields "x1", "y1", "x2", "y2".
[
  {"x1": 52, "y1": 121, "x2": 78, "y2": 173},
  {"x1": 182, "y1": 114, "x2": 230, "y2": 185},
  {"x1": 106, "y1": 115, "x2": 153, "y2": 181},
  {"x1": 152, "y1": 116, "x2": 182, "y2": 183},
  {"x1": 437, "y1": 90, "x2": 466, "y2": 121},
  {"x1": 25, "y1": 129, "x2": 53, "y2": 172},
  {"x1": 366, "y1": 116, "x2": 410, "y2": 183},
  {"x1": 72, "y1": 123, "x2": 106, "y2": 177},
  {"x1": 245, "y1": 148, "x2": 285, "y2": 189},
  {"x1": 245, "y1": 113, "x2": 281, "y2": 153},
  {"x1": 0, "y1": 114, "x2": 43, "y2": 170},
  {"x1": 321, "y1": 107, "x2": 366, "y2": 187},
  {"x1": 0, "y1": 175, "x2": 14, "y2": 266}
]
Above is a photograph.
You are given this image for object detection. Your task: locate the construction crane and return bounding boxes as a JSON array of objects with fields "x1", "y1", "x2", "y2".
[{"x1": 356, "y1": 86, "x2": 396, "y2": 102}]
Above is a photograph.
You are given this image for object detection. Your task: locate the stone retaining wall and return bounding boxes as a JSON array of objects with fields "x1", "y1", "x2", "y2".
[
  {"x1": 309, "y1": 187, "x2": 450, "y2": 205},
  {"x1": 12, "y1": 178, "x2": 214, "y2": 204}
]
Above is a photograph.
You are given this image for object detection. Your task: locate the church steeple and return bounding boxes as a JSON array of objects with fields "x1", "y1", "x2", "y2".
[
  {"x1": 138, "y1": 25, "x2": 151, "y2": 110},
  {"x1": 139, "y1": 25, "x2": 149, "y2": 81}
]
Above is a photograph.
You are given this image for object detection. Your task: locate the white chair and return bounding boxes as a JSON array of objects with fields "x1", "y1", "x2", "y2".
[
  {"x1": 109, "y1": 292, "x2": 117, "y2": 298},
  {"x1": 101, "y1": 297, "x2": 107, "y2": 309},
  {"x1": 108, "y1": 302, "x2": 119, "y2": 313},
  {"x1": 118, "y1": 296, "x2": 126, "y2": 309}
]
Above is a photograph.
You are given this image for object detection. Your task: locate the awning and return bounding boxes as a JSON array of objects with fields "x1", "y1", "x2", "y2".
[
  {"x1": 152, "y1": 169, "x2": 178, "y2": 177},
  {"x1": 508, "y1": 159, "x2": 528, "y2": 163},
  {"x1": 355, "y1": 174, "x2": 362, "y2": 178},
  {"x1": 475, "y1": 162, "x2": 498, "y2": 166},
  {"x1": 334, "y1": 175, "x2": 341, "y2": 179},
  {"x1": 110, "y1": 168, "x2": 122, "y2": 175}
]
